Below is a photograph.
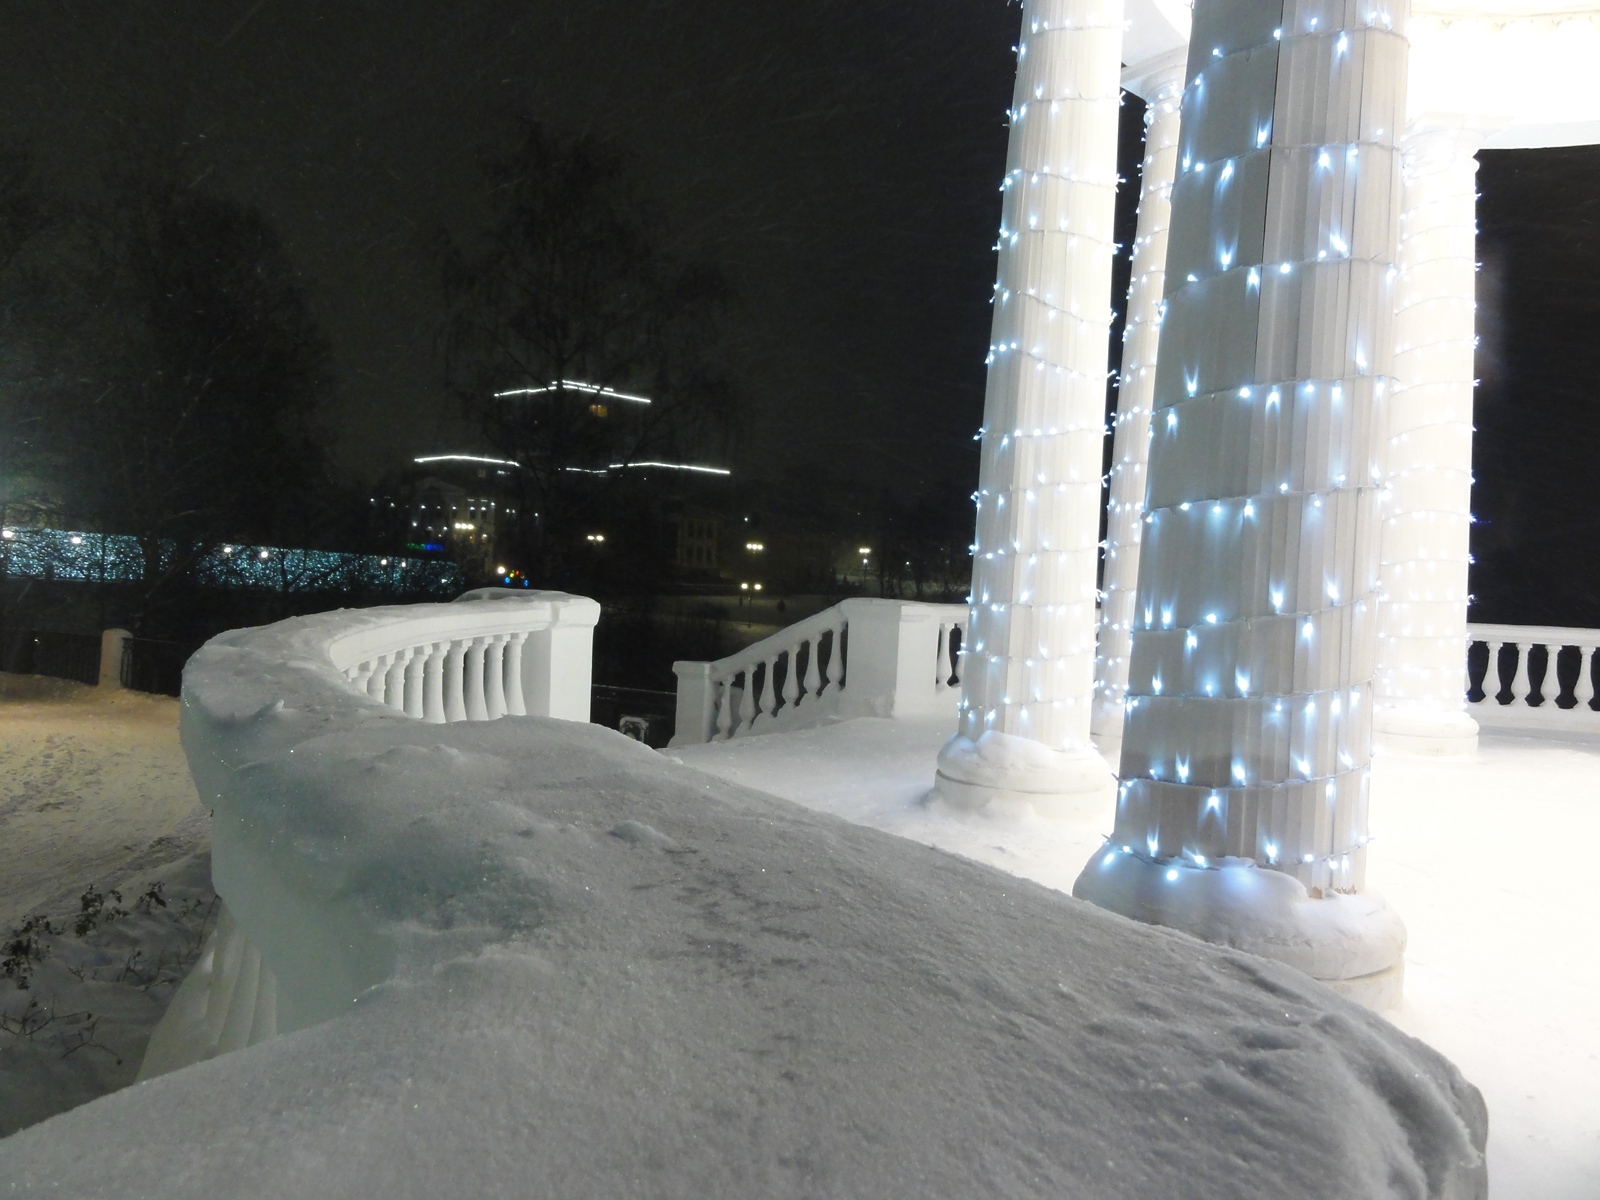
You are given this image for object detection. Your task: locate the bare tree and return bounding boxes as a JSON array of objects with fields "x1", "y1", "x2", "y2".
[
  {"x1": 440, "y1": 118, "x2": 735, "y2": 585},
  {"x1": 4, "y1": 166, "x2": 331, "y2": 629}
]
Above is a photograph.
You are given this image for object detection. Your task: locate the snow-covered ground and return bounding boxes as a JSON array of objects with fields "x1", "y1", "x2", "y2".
[
  {"x1": 0, "y1": 676, "x2": 209, "y2": 930},
  {"x1": 0, "y1": 645, "x2": 1486, "y2": 1199},
  {"x1": 0, "y1": 677, "x2": 216, "y2": 1135},
  {"x1": 672, "y1": 718, "x2": 1600, "y2": 1200}
]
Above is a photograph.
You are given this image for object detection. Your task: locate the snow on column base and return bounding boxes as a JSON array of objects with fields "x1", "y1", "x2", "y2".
[
  {"x1": 1372, "y1": 708, "x2": 1479, "y2": 757},
  {"x1": 1072, "y1": 849, "x2": 1408, "y2": 1011},
  {"x1": 933, "y1": 729, "x2": 1114, "y2": 817},
  {"x1": 1323, "y1": 959, "x2": 1406, "y2": 1013}
]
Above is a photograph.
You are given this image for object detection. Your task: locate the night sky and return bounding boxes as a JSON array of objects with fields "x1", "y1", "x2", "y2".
[
  {"x1": 3, "y1": 2, "x2": 1598, "y2": 621},
  {"x1": 0, "y1": 1, "x2": 1022, "y2": 502}
]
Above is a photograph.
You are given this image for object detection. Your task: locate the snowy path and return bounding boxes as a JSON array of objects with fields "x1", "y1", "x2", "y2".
[
  {"x1": 0, "y1": 677, "x2": 209, "y2": 929},
  {"x1": 672, "y1": 719, "x2": 1600, "y2": 1200},
  {"x1": 0, "y1": 677, "x2": 217, "y2": 1135}
]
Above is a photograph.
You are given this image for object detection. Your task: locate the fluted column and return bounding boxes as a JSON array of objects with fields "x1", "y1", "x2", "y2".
[
  {"x1": 935, "y1": 0, "x2": 1123, "y2": 809},
  {"x1": 1074, "y1": 0, "x2": 1411, "y2": 1007},
  {"x1": 1371, "y1": 119, "x2": 1496, "y2": 756},
  {"x1": 1091, "y1": 57, "x2": 1186, "y2": 758}
]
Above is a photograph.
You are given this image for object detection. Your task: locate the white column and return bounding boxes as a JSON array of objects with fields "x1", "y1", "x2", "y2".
[
  {"x1": 1074, "y1": 0, "x2": 1411, "y2": 1008},
  {"x1": 1091, "y1": 56, "x2": 1186, "y2": 758},
  {"x1": 1371, "y1": 118, "x2": 1497, "y2": 757},
  {"x1": 935, "y1": 0, "x2": 1123, "y2": 810}
]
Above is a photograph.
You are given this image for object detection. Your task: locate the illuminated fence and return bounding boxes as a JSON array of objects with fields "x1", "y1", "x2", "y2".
[{"x1": 0, "y1": 527, "x2": 463, "y2": 596}]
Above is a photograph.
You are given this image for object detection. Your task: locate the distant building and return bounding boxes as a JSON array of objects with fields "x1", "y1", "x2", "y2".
[
  {"x1": 674, "y1": 512, "x2": 721, "y2": 574},
  {"x1": 372, "y1": 455, "x2": 520, "y2": 585}
]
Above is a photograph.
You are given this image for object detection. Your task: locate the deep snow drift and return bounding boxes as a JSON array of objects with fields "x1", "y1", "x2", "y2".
[
  {"x1": 0, "y1": 679, "x2": 1486, "y2": 1198},
  {"x1": 673, "y1": 716, "x2": 1600, "y2": 1199}
]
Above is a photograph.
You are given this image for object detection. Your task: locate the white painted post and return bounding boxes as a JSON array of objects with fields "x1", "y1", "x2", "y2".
[
  {"x1": 521, "y1": 603, "x2": 598, "y2": 721},
  {"x1": 836, "y1": 600, "x2": 951, "y2": 721},
  {"x1": 1092, "y1": 55, "x2": 1186, "y2": 760},
  {"x1": 1074, "y1": 0, "x2": 1412, "y2": 1008},
  {"x1": 670, "y1": 661, "x2": 716, "y2": 746},
  {"x1": 99, "y1": 628, "x2": 130, "y2": 689},
  {"x1": 1371, "y1": 118, "x2": 1498, "y2": 756},
  {"x1": 935, "y1": 0, "x2": 1123, "y2": 810}
]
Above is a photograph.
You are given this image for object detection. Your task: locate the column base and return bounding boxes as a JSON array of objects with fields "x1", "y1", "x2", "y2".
[
  {"x1": 1372, "y1": 708, "x2": 1479, "y2": 757},
  {"x1": 1072, "y1": 847, "x2": 1407, "y2": 1011},
  {"x1": 934, "y1": 730, "x2": 1114, "y2": 818},
  {"x1": 1324, "y1": 959, "x2": 1406, "y2": 1012}
]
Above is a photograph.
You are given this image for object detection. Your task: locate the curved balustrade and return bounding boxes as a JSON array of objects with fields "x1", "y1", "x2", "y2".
[
  {"x1": 140, "y1": 590, "x2": 600, "y2": 1079},
  {"x1": 671, "y1": 599, "x2": 967, "y2": 746},
  {"x1": 1467, "y1": 623, "x2": 1600, "y2": 732},
  {"x1": 328, "y1": 589, "x2": 596, "y2": 724}
]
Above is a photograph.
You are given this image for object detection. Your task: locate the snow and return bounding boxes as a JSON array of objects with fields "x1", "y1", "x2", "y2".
[
  {"x1": 0, "y1": 632, "x2": 1487, "y2": 1199},
  {"x1": 0, "y1": 676, "x2": 216, "y2": 1137},
  {"x1": 671, "y1": 716, "x2": 1600, "y2": 1200},
  {"x1": 0, "y1": 677, "x2": 208, "y2": 931}
]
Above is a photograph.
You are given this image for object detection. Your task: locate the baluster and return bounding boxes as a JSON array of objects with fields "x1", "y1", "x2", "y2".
[
  {"x1": 504, "y1": 632, "x2": 528, "y2": 716},
  {"x1": 935, "y1": 624, "x2": 950, "y2": 691},
  {"x1": 351, "y1": 661, "x2": 376, "y2": 694},
  {"x1": 714, "y1": 675, "x2": 735, "y2": 740},
  {"x1": 384, "y1": 649, "x2": 410, "y2": 710},
  {"x1": 484, "y1": 635, "x2": 508, "y2": 719},
  {"x1": 737, "y1": 669, "x2": 756, "y2": 736},
  {"x1": 764, "y1": 656, "x2": 781, "y2": 720},
  {"x1": 781, "y1": 646, "x2": 801, "y2": 712},
  {"x1": 746, "y1": 662, "x2": 766, "y2": 729},
  {"x1": 423, "y1": 643, "x2": 447, "y2": 724},
  {"x1": 465, "y1": 637, "x2": 489, "y2": 721},
  {"x1": 366, "y1": 654, "x2": 390, "y2": 699},
  {"x1": 1577, "y1": 644, "x2": 1597, "y2": 712},
  {"x1": 1482, "y1": 640, "x2": 1505, "y2": 705},
  {"x1": 403, "y1": 647, "x2": 426, "y2": 718},
  {"x1": 819, "y1": 624, "x2": 842, "y2": 694},
  {"x1": 953, "y1": 623, "x2": 966, "y2": 685},
  {"x1": 1509, "y1": 642, "x2": 1534, "y2": 707},
  {"x1": 443, "y1": 640, "x2": 469, "y2": 723},
  {"x1": 801, "y1": 636, "x2": 821, "y2": 703},
  {"x1": 836, "y1": 620, "x2": 848, "y2": 690}
]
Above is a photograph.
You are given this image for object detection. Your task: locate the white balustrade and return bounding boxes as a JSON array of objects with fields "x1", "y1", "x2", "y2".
[
  {"x1": 331, "y1": 590, "x2": 597, "y2": 724},
  {"x1": 140, "y1": 589, "x2": 600, "y2": 1080},
  {"x1": 1466, "y1": 624, "x2": 1600, "y2": 733},
  {"x1": 670, "y1": 599, "x2": 966, "y2": 746}
]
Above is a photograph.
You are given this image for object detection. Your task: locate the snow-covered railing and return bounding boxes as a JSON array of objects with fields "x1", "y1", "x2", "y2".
[
  {"x1": 1468, "y1": 623, "x2": 1600, "y2": 732},
  {"x1": 140, "y1": 590, "x2": 599, "y2": 1077},
  {"x1": 331, "y1": 588, "x2": 597, "y2": 723},
  {"x1": 670, "y1": 599, "x2": 966, "y2": 746}
]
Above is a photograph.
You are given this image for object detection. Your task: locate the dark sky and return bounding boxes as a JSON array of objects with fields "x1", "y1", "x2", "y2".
[
  {"x1": 4, "y1": 3, "x2": 1599, "y2": 621},
  {"x1": 0, "y1": 0, "x2": 1025, "y2": 502}
]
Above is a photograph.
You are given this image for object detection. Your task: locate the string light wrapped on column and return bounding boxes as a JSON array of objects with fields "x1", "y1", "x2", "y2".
[
  {"x1": 1073, "y1": 0, "x2": 1411, "y2": 1008},
  {"x1": 935, "y1": 0, "x2": 1123, "y2": 807},
  {"x1": 1092, "y1": 57, "x2": 1185, "y2": 755}
]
